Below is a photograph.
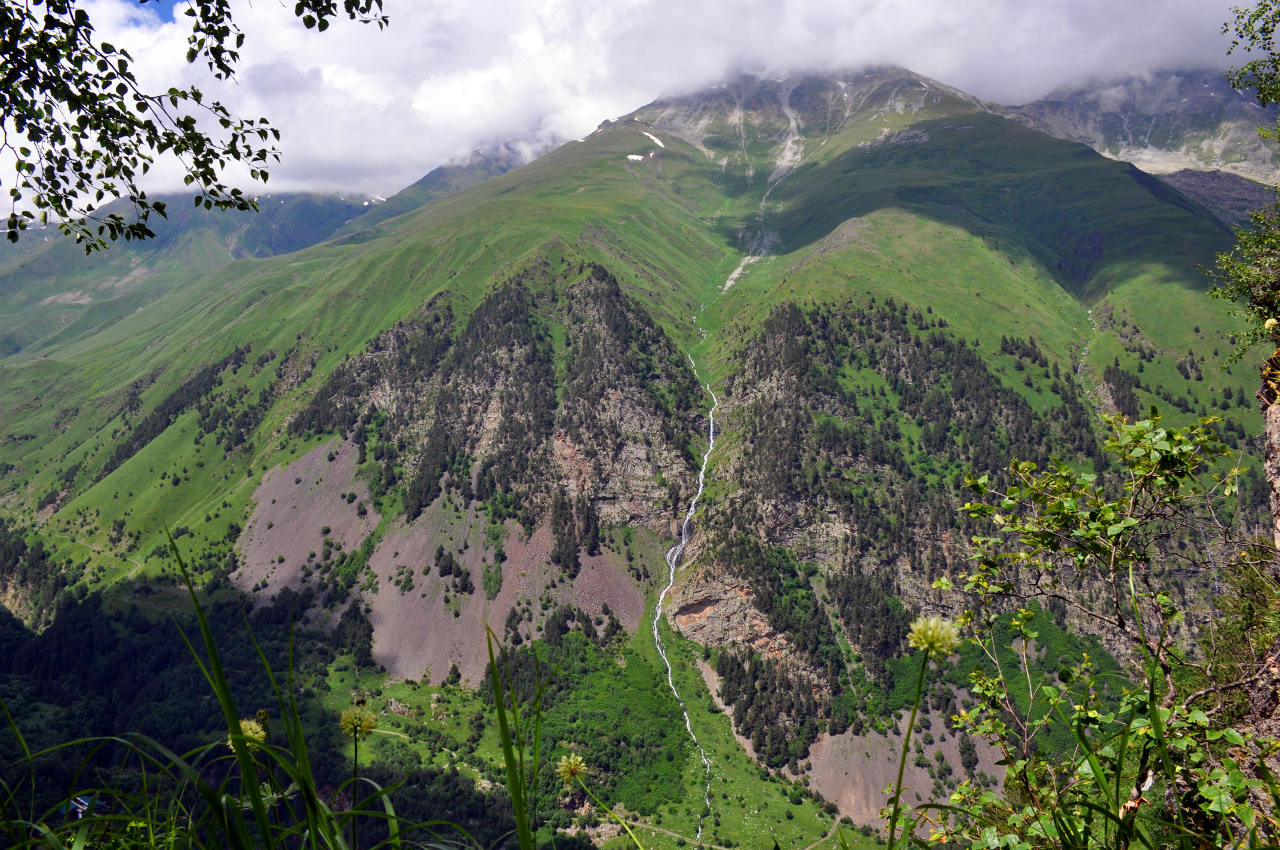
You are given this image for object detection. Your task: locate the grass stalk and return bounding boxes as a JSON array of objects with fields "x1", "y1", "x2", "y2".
[
  {"x1": 486, "y1": 626, "x2": 535, "y2": 850},
  {"x1": 886, "y1": 647, "x2": 929, "y2": 848}
]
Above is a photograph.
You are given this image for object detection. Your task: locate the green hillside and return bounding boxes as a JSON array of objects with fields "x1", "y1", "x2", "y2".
[{"x1": 0, "y1": 67, "x2": 1265, "y2": 845}]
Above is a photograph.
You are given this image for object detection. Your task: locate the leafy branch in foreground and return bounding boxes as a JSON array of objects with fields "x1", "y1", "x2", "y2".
[
  {"x1": 1, "y1": 0, "x2": 386, "y2": 251},
  {"x1": 1209, "y1": 202, "x2": 1280, "y2": 364},
  {"x1": 894, "y1": 414, "x2": 1280, "y2": 849},
  {"x1": 962, "y1": 413, "x2": 1241, "y2": 710}
]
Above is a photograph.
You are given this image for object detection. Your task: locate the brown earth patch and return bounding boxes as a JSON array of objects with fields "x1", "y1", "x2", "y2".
[
  {"x1": 669, "y1": 577, "x2": 788, "y2": 657},
  {"x1": 364, "y1": 498, "x2": 647, "y2": 685},
  {"x1": 673, "y1": 597, "x2": 717, "y2": 625},
  {"x1": 805, "y1": 711, "x2": 1003, "y2": 826},
  {"x1": 573, "y1": 548, "x2": 644, "y2": 630},
  {"x1": 236, "y1": 439, "x2": 378, "y2": 598},
  {"x1": 364, "y1": 496, "x2": 527, "y2": 685}
]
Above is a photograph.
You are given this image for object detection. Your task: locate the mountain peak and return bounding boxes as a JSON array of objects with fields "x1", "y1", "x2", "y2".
[
  {"x1": 636, "y1": 65, "x2": 988, "y2": 140},
  {"x1": 624, "y1": 66, "x2": 994, "y2": 188},
  {"x1": 1010, "y1": 68, "x2": 1280, "y2": 182}
]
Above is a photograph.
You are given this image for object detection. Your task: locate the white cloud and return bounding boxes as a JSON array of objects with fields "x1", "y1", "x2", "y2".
[{"x1": 67, "y1": 0, "x2": 1239, "y2": 196}]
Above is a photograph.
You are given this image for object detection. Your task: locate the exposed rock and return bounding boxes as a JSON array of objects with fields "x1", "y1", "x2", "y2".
[
  {"x1": 1009, "y1": 69, "x2": 1280, "y2": 184},
  {"x1": 1159, "y1": 169, "x2": 1275, "y2": 226},
  {"x1": 670, "y1": 575, "x2": 787, "y2": 658}
]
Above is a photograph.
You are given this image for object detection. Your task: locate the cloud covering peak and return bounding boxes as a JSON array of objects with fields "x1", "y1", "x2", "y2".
[{"x1": 83, "y1": 0, "x2": 1238, "y2": 196}]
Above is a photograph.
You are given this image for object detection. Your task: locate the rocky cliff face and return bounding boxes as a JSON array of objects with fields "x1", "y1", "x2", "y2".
[
  {"x1": 636, "y1": 66, "x2": 989, "y2": 181},
  {"x1": 1010, "y1": 70, "x2": 1280, "y2": 182},
  {"x1": 286, "y1": 256, "x2": 702, "y2": 538},
  {"x1": 1159, "y1": 169, "x2": 1275, "y2": 226}
]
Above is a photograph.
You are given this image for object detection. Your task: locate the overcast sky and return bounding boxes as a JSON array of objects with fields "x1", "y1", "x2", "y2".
[{"x1": 83, "y1": 0, "x2": 1239, "y2": 197}]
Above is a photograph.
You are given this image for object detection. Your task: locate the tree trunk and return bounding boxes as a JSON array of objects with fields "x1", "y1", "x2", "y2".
[{"x1": 1251, "y1": 351, "x2": 1280, "y2": 722}]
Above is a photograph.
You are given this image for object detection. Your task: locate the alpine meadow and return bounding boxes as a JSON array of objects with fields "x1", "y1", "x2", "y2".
[{"x1": 7, "y1": 1, "x2": 1280, "y2": 848}]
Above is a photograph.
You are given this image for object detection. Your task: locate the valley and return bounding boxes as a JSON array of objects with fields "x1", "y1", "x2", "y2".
[{"x1": 0, "y1": 64, "x2": 1275, "y2": 847}]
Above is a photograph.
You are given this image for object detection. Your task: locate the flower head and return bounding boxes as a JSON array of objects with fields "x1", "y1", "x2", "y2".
[
  {"x1": 1267, "y1": 317, "x2": 1278, "y2": 332},
  {"x1": 339, "y1": 706, "x2": 378, "y2": 741},
  {"x1": 907, "y1": 615, "x2": 961, "y2": 657},
  {"x1": 556, "y1": 753, "x2": 586, "y2": 786},
  {"x1": 228, "y1": 717, "x2": 266, "y2": 752}
]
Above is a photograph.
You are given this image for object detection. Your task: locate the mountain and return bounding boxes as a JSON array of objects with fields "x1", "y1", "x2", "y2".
[
  {"x1": 0, "y1": 193, "x2": 373, "y2": 357},
  {"x1": 1159, "y1": 167, "x2": 1276, "y2": 224},
  {"x1": 0, "y1": 65, "x2": 1270, "y2": 837},
  {"x1": 1010, "y1": 68, "x2": 1279, "y2": 181},
  {"x1": 1007, "y1": 69, "x2": 1280, "y2": 225},
  {"x1": 336, "y1": 149, "x2": 523, "y2": 234}
]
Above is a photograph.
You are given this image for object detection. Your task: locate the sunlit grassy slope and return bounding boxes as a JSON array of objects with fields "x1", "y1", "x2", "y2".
[{"x1": 0, "y1": 67, "x2": 1254, "y2": 572}]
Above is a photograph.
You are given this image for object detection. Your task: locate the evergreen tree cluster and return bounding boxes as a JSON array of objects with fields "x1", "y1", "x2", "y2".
[
  {"x1": 715, "y1": 648, "x2": 824, "y2": 769},
  {"x1": 434, "y1": 544, "x2": 474, "y2": 596},
  {"x1": 558, "y1": 269, "x2": 703, "y2": 475},
  {"x1": 548, "y1": 488, "x2": 602, "y2": 580},
  {"x1": 701, "y1": 534, "x2": 850, "y2": 763},
  {"x1": 713, "y1": 534, "x2": 844, "y2": 681},
  {"x1": 99, "y1": 345, "x2": 252, "y2": 482},
  {"x1": 722, "y1": 297, "x2": 1101, "y2": 567},
  {"x1": 288, "y1": 259, "x2": 697, "y2": 557},
  {"x1": 290, "y1": 297, "x2": 454, "y2": 438},
  {"x1": 998, "y1": 334, "x2": 1048, "y2": 368},
  {"x1": 0, "y1": 518, "x2": 69, "y2": 627},
  {"x1": 1102, "y1": 360, "x2": 1142, "y2": 419},
  {"x1": 194, "y1": 379, "x2": 274, "y2": 454},
  {"x1": 827, "y1": 567, "x2": 911, "y2": 680}
]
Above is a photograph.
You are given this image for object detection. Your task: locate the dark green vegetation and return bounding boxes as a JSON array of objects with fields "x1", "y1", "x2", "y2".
[
  {"x1": 0, "y1": 584, "x2": 517, "y2": 847},
  {"x1": 0, "y1": 66, "x2": 1271, "y2": 844},
  {"x1": 485, "y1": 627, "x2": 689, "y2": 822}
]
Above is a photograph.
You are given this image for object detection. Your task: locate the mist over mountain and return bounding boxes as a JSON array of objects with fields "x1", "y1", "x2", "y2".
[{"x1": 74, "y1": 0, "x2": 1232, "y2": 196}]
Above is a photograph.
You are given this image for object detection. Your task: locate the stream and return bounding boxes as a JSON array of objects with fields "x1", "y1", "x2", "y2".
[
  {"x1": 649, "y1": 98, "x2": 801, "y2": 841},
  {"x1": 651, "y1": 356, "x2": 718, "y2": 843}
]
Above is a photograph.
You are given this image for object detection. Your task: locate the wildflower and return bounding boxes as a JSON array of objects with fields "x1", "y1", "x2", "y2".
[
  {"x1": 339, "y1": 706, "x2": 378, "y2": 741},
  {"x1": 1267, "y1": 318, "x2": 1278, "y2": 332},
  {"x1": 907, "y1": 614, "x2": 961, "y2": 657},
  {"x1": 556, "y1": 753, "x2": 586, "y2": 786},
  {"x1": 228, "y1": 717, "x2": 266, "y2": 751}
]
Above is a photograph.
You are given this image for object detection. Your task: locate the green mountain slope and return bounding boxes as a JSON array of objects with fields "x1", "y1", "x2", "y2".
[
  {"x1": 335, "y1": 150, "x2": 521, "y2": 234},
  {"x1": 0, "y1": 66, "x2": 1267, "y2": 838},
  {"x1": 0, "y1": 193, "x2": 376, "y2": 357}
]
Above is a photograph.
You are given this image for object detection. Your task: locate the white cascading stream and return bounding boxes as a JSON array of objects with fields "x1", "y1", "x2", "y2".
[{"x1": 652, "y1": 356, "x2": 717, "y2": 842}]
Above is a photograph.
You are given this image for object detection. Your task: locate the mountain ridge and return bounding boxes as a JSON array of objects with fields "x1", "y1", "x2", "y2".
[{"x1": 1010, "y1": 67, "x2": 1280, "y2": 182}]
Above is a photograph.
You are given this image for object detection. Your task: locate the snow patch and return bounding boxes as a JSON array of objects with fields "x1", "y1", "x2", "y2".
[{"x1": 642, "y1": 131, "x2": 665, "y2": 148}]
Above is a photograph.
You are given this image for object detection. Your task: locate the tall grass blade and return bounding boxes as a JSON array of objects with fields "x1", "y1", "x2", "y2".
[
  {"x1": 485, "y1": 625, "x2": 534, "y2": 850},
  {"x1": 166, "y1": 526, "x2": 274, "y2": 849}
]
